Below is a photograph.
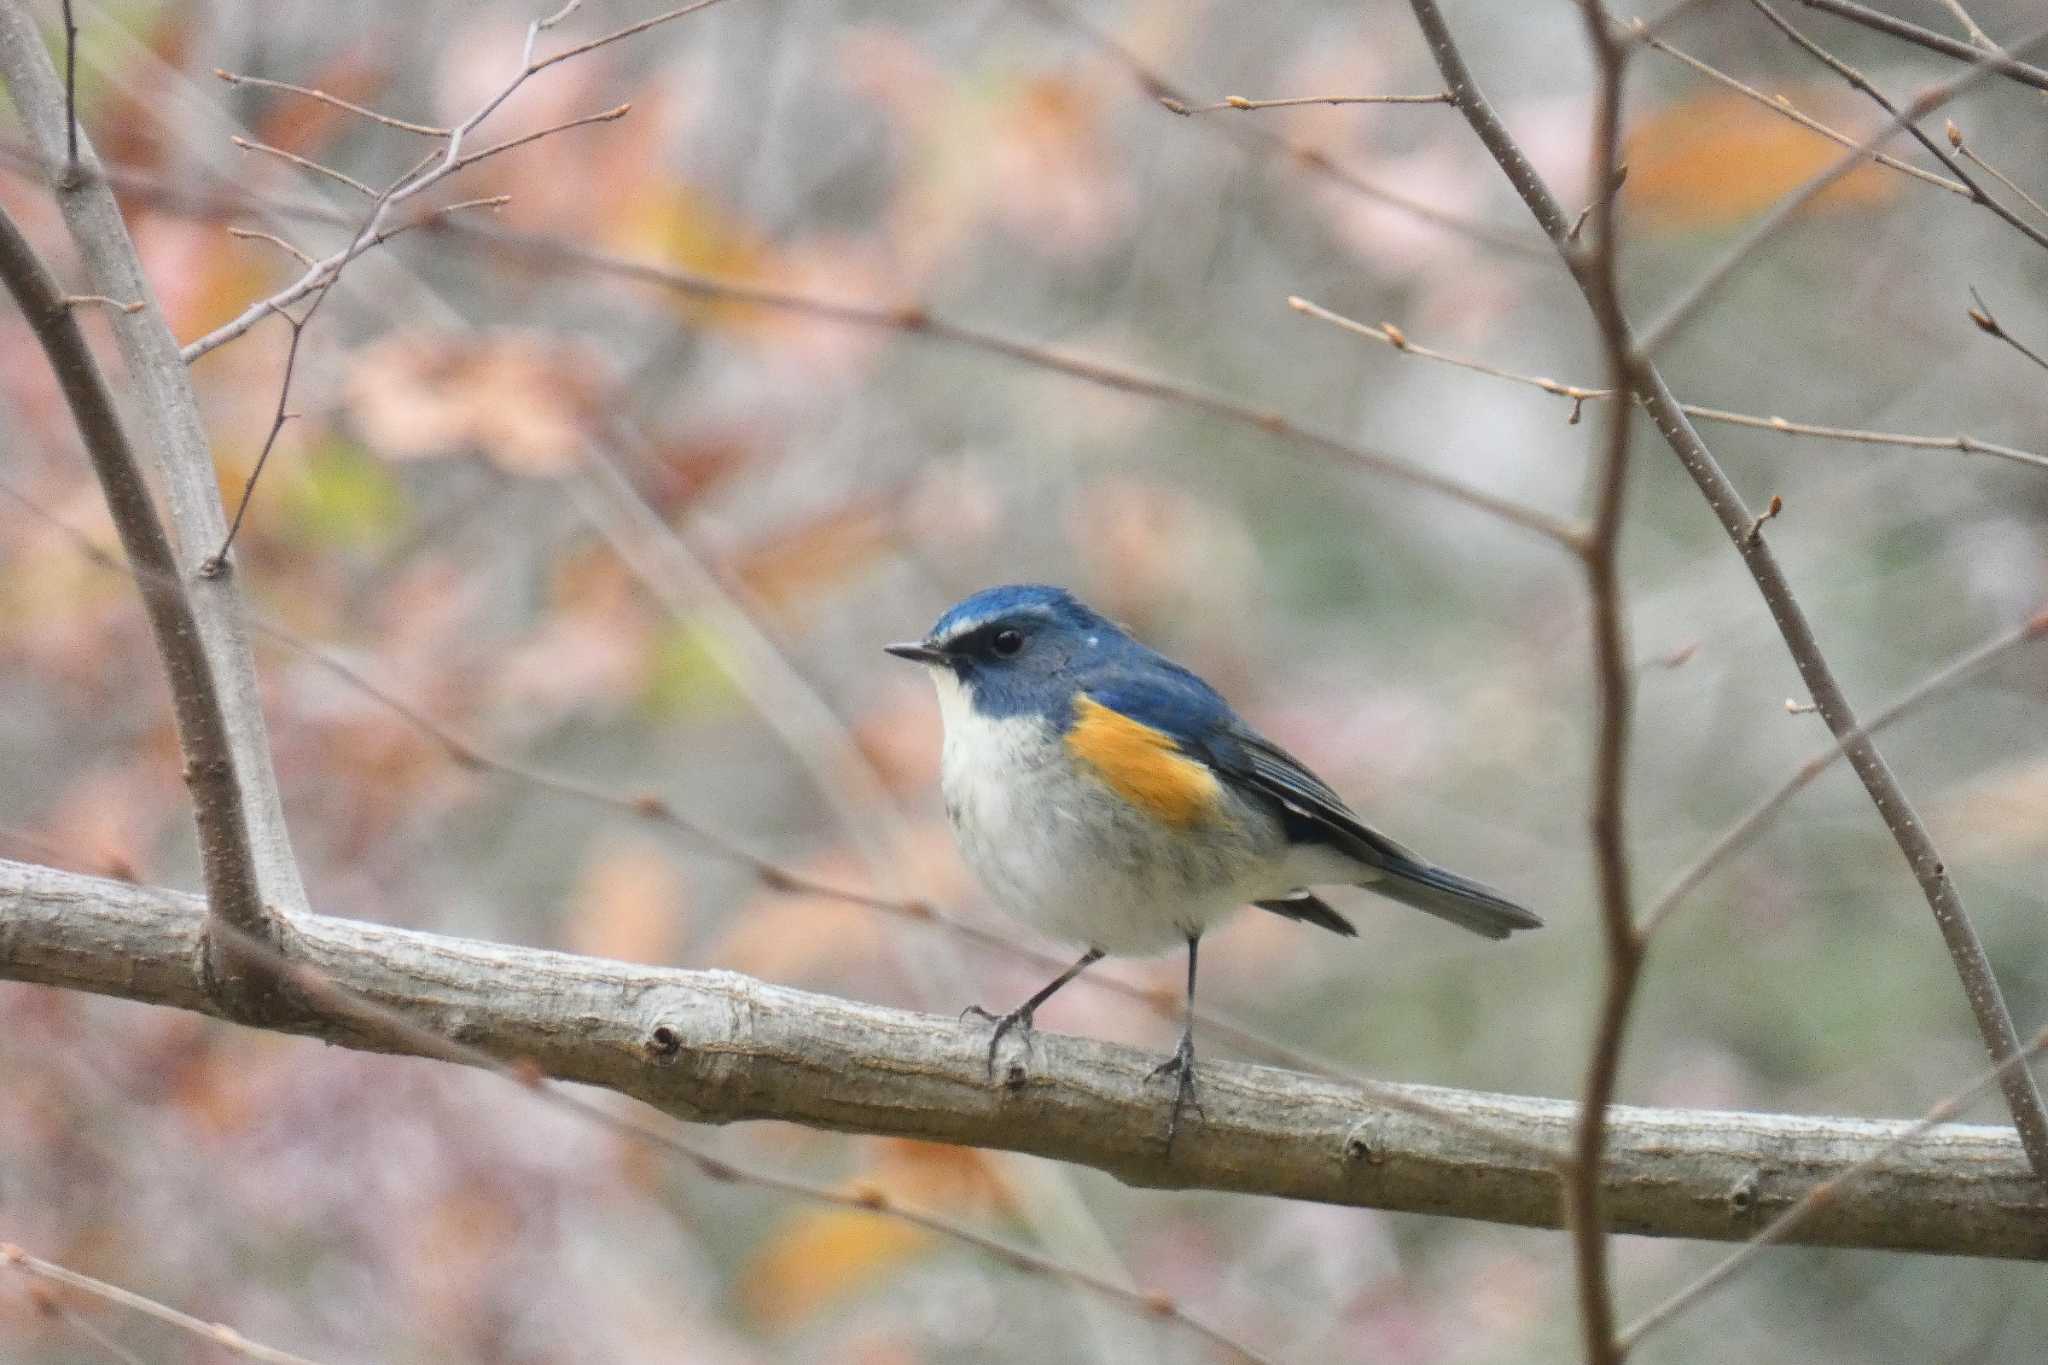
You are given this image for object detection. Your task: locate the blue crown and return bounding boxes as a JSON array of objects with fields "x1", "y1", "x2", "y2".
[{"x1": 929, "y1": 584, "x2": 1106, "y2": 641}]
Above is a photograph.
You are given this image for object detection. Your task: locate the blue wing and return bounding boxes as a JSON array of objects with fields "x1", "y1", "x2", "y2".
[
  {"x1": 1078, "y1": 664, "x2": 1409, "y2": 856},
  {"x1": 1081, "y1": 662, "x2": 1541, "y2": 940}
]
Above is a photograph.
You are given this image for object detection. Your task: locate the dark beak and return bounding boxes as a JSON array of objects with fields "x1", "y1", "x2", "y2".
[{"x1": 884, "y1": 640, "x2": 948, "y2": 665}]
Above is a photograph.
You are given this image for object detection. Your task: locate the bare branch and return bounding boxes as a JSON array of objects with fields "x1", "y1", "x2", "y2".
[
  {"x1": 1638, "y1": 32, "x2": 1967, "y2": 197},
  {"x1": 56, "y1": 0, "x2": 74, "y2": 175},
  {"x1": 1934, "y1": 0, "x2": 1998, "y2": 52},
  {"x1": 1636, "y1": 19, "x2": 2048, "y2": 355},
  {"x1": 57, "y1": 291, "x2": 141, "y2": 312},
  {"x1": 3, "y1": 858, "x2": 2044, "y2": 1259},
  {"x1": 2, "y1": 1244, "x2": 329, "y2": 1365},
  {"x1": 1621, "y1": 1019, "x2": 2048, "y2": 1348},
  {"x1": 1746, "y1": 0, "x2": 2048, "y2": 254},
  {"x1": 181, "y1": 0, "x2": 733, "y2": 365},
  {"x1": 1290, "y1": 294, "x2": 2048, "y2": 470},
  {"x1": 225, "y1": 226, "x2": 316, "y2": 268},
  {"x1": 0, "y1": 200, "x2": 282, "y2": 1008},
  {"x1": 1023, "y1": 0, "x2": 1551, "y2": 261},
  {"x1": 1790, "y1": 0, "x2": 2048, "y2": 94},
  {"x1": 1642, "y1": 611, "x2": 2048, "y2": 937},
  {"x1": 1947, "y1": 122, "x2": 2048, "y2": 229},
  {"x1": 445, "y1": 101, "x2": 631, "y2": 175},
  {"x1": 0, "y1": 143, "x2": 1575, "y2": 539},
  {"x1": 214, "y1": 67, "x2": 450, "y2": 137},
  {"x1": 1404, "y1": 0, "x2": 2048, "y2": 1184},
  {"x1": 229, "y1": 134, "x2": 376, "y2": 198},
  {"x1": 1967, "y1": 286, "x2": 2048, "y2": 374},
  {"x1": 0, "y1": 0, "x2": 310, "y2": 921},
  {"x1": 1563, "y1": 7, "x2": 1640, "y2": 1358},
  {"x1": 1162, "y1": 92, "x2": 1453, "y2": 113}
]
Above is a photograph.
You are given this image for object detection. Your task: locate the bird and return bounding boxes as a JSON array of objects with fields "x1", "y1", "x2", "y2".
[{"x1": 885, "y1": 584, "x2": 1541, "y2": 1147}]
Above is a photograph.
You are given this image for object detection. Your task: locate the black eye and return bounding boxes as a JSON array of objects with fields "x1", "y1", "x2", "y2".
[{"x1": 990, "y1": 628, "x2": 1025, "y2": 658}]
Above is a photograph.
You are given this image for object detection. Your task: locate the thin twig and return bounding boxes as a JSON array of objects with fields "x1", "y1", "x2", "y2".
[
  {"x1": 38, "y1": 1295, "x2": 156, "y2": 1365},
  {"x1": 1934, "y1": 0, "x2": 1997, "y2": 51},
  {"x1": 1619, "y1": 1020, "x2": 2048, "y2": 1348},
  {"x1": 1948, "y1": 128, "x2": 2048, "y2": 229},
  {"x1": 226, "y1": 226, "x2": 316, "y2": 268},
  {"x1": 1023, "y1": 0, "x2": 1551, "y2": 261},
  {"x1": 214, "y1": 67, "x2": 450, "y2": 137},
  {"x1": 58, "y1": 291, "x2": 142, "y2": 313},
  {"x1": 2, "y1": 1245, "x2": 329, "y2": 1365},
  {"x1": 208, "y1": 16, "x2": 575, "y2": 560},
  {"x1": 229, "y1": 135, "x2": 376, "y2": 198},
  {"x1": 1568, "y1": 164, "x2": 1629, "y2": 242},
  {"x1": 445, "y1": 102, "x2": 631, "y2": 175},
  {"x1": 0, "y1": 142, "x2": 1574, "y2": 540},
  {"x1": 1637, "y1": 32, "x2": 1967, "y2": 197},
  {"x1": 206, "y1": 309, "x2": 308, "y2": 572},
  {"x1": 181, "y1": 0, "x2": 735, "y2": 364},
  {"x1": 1641, "y1": 610, "x2": 2048, "y2": 937},
  {"x1": 1967, "y1": 287, "x2": 2048, "y2": 374},
  {"x1": 1405, "y1": 0, "x2": 2048, "y2": 1187},
  {"x1": 1746, "y1": 0, "x2": 2048, "y2": 254},
  {"x1": 1635, "y1": 18, "x2": 2048, "y2": 354},
  {"x1": 57, "y1": 0, "x2": 75, "y2": 176},
  {"x1": 1162, "y1": 92, "x2": 1453, "y2": 113},
  {"x1": 1563, "y1": 6, "x2": 1639, "y2": 1360},
  {"x1": 1288, "y1": 294, "x2": 2048, "y2": 471},
  {"x1": 1791, "y1": 0, "x2": 2048, "y2": 94}
]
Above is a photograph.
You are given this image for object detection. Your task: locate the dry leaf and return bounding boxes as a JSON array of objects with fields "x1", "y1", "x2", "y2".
[
  {"x1": 741, "y1": 1205, "x2": 931, "y2": 1327},
  {"x1": 344, "y1": 329, "x2": 608, "y2": 475},
  {"x1": 1625, "y1": 88, "x2": 1896, "y2": 230},
  {"x1": 740, "y1": 1140, "x2": 1011, "y2": 1326}
]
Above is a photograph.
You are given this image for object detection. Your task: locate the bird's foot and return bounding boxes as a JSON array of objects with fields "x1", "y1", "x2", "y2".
[
  {"x1": 1146, "y1": 1030, "x2": 1205, "y2": 1153},
  {"x1": 963, "y1": 1003, "x2": 1034, "y2": 1081}
]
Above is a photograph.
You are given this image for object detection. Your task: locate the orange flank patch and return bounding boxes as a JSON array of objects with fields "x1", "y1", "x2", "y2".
[{"x1": 1066, "y1": 696, "x2": 1224, "y2": 827}]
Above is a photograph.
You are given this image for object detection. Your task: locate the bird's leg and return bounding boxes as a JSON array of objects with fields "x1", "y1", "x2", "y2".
[
  {"x1": 1146, "y1": 933, "x2": 1206, "y2": 1152},
  {"x1": 965, "y1": 948, "x2": 1105, "y2": 1079}
]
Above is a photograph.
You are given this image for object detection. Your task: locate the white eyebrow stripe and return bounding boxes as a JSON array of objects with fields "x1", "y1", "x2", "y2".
[{"x1": 934, "y1": 604, "x2": 1056, "y2": 646}]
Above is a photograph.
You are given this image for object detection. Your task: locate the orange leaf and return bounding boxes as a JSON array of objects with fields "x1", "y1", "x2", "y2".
[
  {"x1": 1624, "y1": 88, "x2": 1897, "y2": 230},
  {"x1": 742, "y1": 1206, "x2": 931, "y2": 1327},
  {"x1": 741, "y1": 1140, "x2": 1012, "y2": 1327}
]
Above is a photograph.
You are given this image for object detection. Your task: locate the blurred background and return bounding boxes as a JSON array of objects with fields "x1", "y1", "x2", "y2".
[{"x1": 3, "y1": 0, "x2": 2046, "y2": 1360}]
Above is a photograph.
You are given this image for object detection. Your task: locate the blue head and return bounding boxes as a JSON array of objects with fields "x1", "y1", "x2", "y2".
[{"x1": 886, "y1": 585, "x2": 1146, "y2": 722}]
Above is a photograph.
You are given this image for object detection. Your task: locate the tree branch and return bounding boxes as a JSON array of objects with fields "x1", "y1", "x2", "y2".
[
  {"x1": 1403, "y1": 0, "x2": 2048, "y2": 1185},
  {"x1": 1565, "y1": 6, "x2": 1641, "y2": 1357},
  {"x1": 1791, "y1": 0, "x2": 2048, "y2": 94},
  {"x1": 0, "y1": 202, "x2": 286, "y2": 1013},
  {"x1": 2, "y1": 858, "x2": 2044, "y2": 1258},
  {"x1": 0, "y1": 0, "x2": 309, "y2": 923}
]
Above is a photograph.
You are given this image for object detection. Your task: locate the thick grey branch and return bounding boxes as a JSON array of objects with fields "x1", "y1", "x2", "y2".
[
  {"x1": 0, "y1": 0, "x2": 307, "y2": 920},
  {"x1": 2, "y1": 858, "x2": 2043, "y2": 1259}
]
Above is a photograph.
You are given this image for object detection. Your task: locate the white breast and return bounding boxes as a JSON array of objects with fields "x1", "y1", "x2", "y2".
[{"x1": 929, "y1": 670, "x2": 1294, "y2": 956}]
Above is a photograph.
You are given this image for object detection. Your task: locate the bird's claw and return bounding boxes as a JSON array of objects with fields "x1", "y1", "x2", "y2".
[
  {"x1": 967, "y1": 1004, "x2": 1034, "y2": 1081},
  {"x1": 1147, "y1": 1032, "x2": 1204, "y2": 1153}
]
